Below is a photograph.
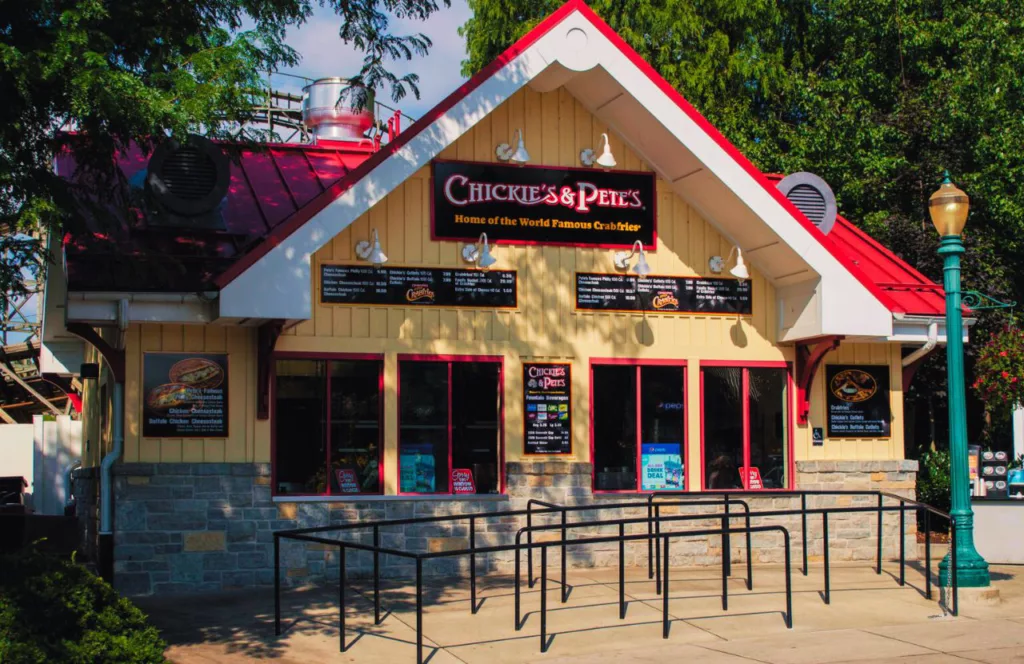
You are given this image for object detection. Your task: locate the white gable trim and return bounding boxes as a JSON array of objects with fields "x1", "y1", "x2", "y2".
[{"x1": 220, "y1": 7, "x2": 893, "y2": 340}]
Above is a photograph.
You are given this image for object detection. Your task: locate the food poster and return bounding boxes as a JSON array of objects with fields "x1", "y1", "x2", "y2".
[
  {"x1": 640, "y1": 443, "x2": 683, "y2": 491},
  {"x1": 399, "y1": 442, "x2": 437, "y2": 493},
  {"x1": 523, "y1": 363, "x2": 572, "y2": 455},
  {"x1": 825, "y1": 365, "x2": 891, "y2": 438},
  {"x1": 142, "y1": 353, "x2": 228, "y2": 437}
]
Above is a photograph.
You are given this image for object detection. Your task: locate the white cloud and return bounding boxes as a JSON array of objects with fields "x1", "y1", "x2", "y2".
[{"x1": 274, "y1": 0, "x2": 472, "y2": 119}]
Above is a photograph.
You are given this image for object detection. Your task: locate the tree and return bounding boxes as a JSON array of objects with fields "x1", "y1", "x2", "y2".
[
  {"x1": 0, "y1": 0, "x2": 450, "y2": 297},
  {"x1": 462, "y1": 0, "x2": 1024, "y2": 449}
]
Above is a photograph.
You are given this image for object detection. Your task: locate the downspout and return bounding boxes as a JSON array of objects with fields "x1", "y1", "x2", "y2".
[
  {"x1": 902, "y1": 321, "x2": 938, "y2": 368},
  {"x1": 98, "y1": 299, "x2": 128, "y2": 580},
  {"x1": 64, "y1": 459, "x2": 81, "y2": 509}
]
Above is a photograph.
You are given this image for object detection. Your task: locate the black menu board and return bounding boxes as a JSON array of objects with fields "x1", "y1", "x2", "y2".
[
  {"x1": 826, "y1": 365, "x2": 891, "y2": 438},
  {"x1": 321, "y1": 265, "x2": 517, "y2": 308},
  {"x1": 523, "y1": 363, "x2": 572, "y2": 455},
  {"x1": 142, "y1": 353, "x2": 228, "y2": 438},
  {"x1": 575, "y1": 273, "x2": 751, "y2": 315}
]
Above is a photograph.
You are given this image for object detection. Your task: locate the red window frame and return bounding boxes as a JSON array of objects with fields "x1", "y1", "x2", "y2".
[
  {"x1": 270, "y1": 352, "x2": 385, "y2": 497},
  {"x1": 699, "y1": 360, "x2": 795, "y2": 492},
  {"x1": 589, "y1": 358, "x2": 688, "y2": 494},
  {"x1": 397, "y1": 354, "x2": 506, "y2": 496}
]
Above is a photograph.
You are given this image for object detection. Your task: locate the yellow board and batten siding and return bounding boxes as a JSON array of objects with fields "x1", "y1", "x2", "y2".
[{"x1": 105, "y1": 85, "x2": 904, "y2": 488}]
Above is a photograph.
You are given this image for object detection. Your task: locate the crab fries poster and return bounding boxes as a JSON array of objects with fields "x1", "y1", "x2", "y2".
[{"x1": 142, "y1": 353, "x2": 229, "y2": 438}]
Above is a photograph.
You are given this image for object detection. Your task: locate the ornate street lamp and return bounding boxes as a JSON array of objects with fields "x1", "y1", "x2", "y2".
[{"x1": 930, "y1": 172, "x2": 990, "y2": 588}]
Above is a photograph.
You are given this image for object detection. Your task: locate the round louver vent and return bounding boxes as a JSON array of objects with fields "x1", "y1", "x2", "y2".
[
  {"x1": 777, "y1": 172, "x2": 837, "y2": 235},
  {"x1": 146, "y1": 135, "x2": 229, "y2": 216}
]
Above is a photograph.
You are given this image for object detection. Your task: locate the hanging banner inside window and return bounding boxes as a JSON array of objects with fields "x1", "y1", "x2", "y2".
[
  {"x1": 575, "y1": 273, "x2": 752, "y2": 315},
  {"x1": 142, "y1": 353, "x2": 228, "y2": 438},
  {"x1": 321, "y1": 264, "x2": 517, "y2": 309},
  {"x1": 826, "y1": 365, "x2": 891, "y2": 438},
  {"x1": 432, "y1": 160, "x2": 656, "y2": 247},
  {"x1": 523, "y1": 363, "x2": 572, "y2": 455},
  {"x1": 640, "y1": 443, "x2": 683, "y2": 491}
]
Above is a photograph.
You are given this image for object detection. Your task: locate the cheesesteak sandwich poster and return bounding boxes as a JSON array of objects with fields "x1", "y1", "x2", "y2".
[{"x1": 142, "y1": 353, "x2": 229, "y2": 437}]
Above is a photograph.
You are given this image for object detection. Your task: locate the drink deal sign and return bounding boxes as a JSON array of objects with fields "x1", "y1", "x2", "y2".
[
  {"x1": 523, "y1": 362, "x2": 572, "y2": 455},
  {"x1": 432, "y1": 160, "x2": 656, "y2": 247},
  {"x1": 641, "y1": 443, "x2": 683, "y2": 491}
]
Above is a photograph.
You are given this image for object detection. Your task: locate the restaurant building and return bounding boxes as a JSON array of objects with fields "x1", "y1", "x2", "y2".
[{"x1": 43, "y1": 0, "x2": 957, "y2": 595}]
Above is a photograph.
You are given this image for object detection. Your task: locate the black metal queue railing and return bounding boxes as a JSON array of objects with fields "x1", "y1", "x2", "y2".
[{"x1": 273, "y1": 489, "x2": 956, "y2": 664}]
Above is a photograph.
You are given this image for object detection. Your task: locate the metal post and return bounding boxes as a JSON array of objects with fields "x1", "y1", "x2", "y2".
[
  {"x1": 925, "y1": 511, "x2": 932, "y2": 600},
  {"x1": 274, "y1": 535, "x2": 281, "y2": 636},
  {"x1": 823, "y1": 512, "x2": 830, "y2": 605},
  {"x1": 952, "y1": 519, "x2": 959, "y2": 615},
  {"x1": 619, "y1": 522, "x2": 626, "y2": 619},
  {"x1": 373, "y1": 525, "x2": 381, "y2": 624},
  {"x1": 784, "y1": 531, "x2": 793, "y2": 629},
  {"x1": 899, "y1": 500, "x2": 906, "y2": 587},
  {"x1": 561, "y1": 509, "x2": 568, "y2": 603},
  {"x1": 721, "y1": 525, "x2": 729, "y2": 611},
  {"x1": 723, "y1": 494, "x2": 732, "y2": 577},
  {"x1": 527, "y1": 506, "x2": 534, "y2": 589},
  {"x1": 541, "y1": 546, "x2": 548, "y2": 653},
  {"x1": 647, "y1": 498, "x2": 654, "y2": 579},
  {"x1": 745, "y1": 504, "x2": 753, "y2": 590},
  {"x1": 514, "y1": 535, "x2": 522, "y2": 630},
  {"x1": 937, "y1": 228, "x2": 990, "y2": 588},
  {"x1": 655, "y1": 504, "x2": 662, "y2": 595},
  {"x1": 801, "y1": 494, "x2": 808, "y2": 576},
  {"x1": 416, "y1": 558, "x2": 424, "y2": 664},
  {"x1": 339, "y1": 546, "x2": 346, "y2": 653},
  {"x1": 877, "y1": 493, "x2": 883, "y2": 575},
  {"x1": 662, "y1": 535, "x2": 670, "y2": 639},
  {"x1": 470, "y1": 516, "x2": 477, "y2": 614}
]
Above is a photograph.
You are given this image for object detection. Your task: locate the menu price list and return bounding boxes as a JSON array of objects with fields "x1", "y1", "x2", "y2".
[
  {"x1": 321, "y1": 265, "x2": 517, "y2": 308},
  {"x1": 575, "y1": 273, "x2": 751, "y2": 315},
  {"x1": 523, "y1": 363, "x2": 572, "y2": 455}
]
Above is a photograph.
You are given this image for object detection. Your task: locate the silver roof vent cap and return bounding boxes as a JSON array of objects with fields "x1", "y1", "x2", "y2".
[{"x1": 777, "y1": 172, "x2": 838, "y2": 236}]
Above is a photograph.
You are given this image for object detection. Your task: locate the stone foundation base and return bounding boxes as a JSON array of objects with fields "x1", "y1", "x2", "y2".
[{"x1": 101, "y1": 459, "x2": 917, "y2": 596}]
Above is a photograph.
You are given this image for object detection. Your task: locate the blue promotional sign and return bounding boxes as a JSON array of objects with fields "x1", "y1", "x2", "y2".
[{"x1": 641, "y1": 443, "x2": 683, "y2": 491}]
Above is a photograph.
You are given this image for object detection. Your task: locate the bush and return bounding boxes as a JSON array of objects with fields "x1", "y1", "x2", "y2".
[
  {"x1": 916, "y1": 450, "x2": 951, "y2": 531},
  {"x1": 0, "y1": 545, "x2": 166, "y2": 663}
]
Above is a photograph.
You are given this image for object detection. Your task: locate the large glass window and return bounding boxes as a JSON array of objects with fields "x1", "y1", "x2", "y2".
[
  {"x1": 702, "y1": 365, "x2": 790, "y2": 490},
  {"x1": 399, "y1": 358, "x2": 502, "y2": 494},
  {"x1": 593, "y1": 363, "x2": 685, "y2": 492},
  {"x1": 274, "y1": 357, "x2": 382, "y2": 496}
]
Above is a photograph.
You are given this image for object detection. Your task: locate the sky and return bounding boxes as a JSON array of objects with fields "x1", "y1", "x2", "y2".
[{"x1": 273, "y1": 0, "x2": 473, "y2": 120}]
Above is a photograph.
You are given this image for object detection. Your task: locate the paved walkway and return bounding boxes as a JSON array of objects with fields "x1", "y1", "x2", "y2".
[{"x1": 140, "y1": 558, "x2": 1024, "y2": 663}]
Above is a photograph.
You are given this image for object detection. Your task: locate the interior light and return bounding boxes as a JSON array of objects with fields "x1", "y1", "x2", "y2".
[{"x1": 355, "y1": 228, "x2": 388, "y2": 267}]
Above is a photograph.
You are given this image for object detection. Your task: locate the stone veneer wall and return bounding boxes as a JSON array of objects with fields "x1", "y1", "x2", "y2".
[{"x1": 104, "y1": 459, "x2": 918, "y2": 596}]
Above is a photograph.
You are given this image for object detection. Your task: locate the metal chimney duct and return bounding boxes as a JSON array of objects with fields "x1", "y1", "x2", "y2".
[{"x1": 301, "y1": 78, "x2": 375, "y2": 143}]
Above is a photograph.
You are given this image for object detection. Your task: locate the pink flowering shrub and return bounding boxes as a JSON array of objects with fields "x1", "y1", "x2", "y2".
[{"x1": 972, "y1": 325, "x2": 1024, "y2": 412}]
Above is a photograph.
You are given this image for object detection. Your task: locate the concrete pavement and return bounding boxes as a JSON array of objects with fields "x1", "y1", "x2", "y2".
[{"x1": 139, "y1": 558, "x2": 1024, "y2": 663}]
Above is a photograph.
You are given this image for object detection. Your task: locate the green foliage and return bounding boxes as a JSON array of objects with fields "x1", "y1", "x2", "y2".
[
  {"x1": 916, "y1": 450, "x2": 951, "y2": 520},
  {"x1": 972, "y1": 325, "x2": 1024, "y2": 417},
  {"x1": 0, "y1": 546, "x2": 166, "y2": 663},
  {"x1": 0, "y1": 0, "x2": 450, "y2": 296}
]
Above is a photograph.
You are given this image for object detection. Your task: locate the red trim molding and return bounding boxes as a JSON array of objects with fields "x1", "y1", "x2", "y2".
[
  {"x1": 66, "y1": 322, "x2": 125, "y2": 384},
  {"x1": 902, "y1": 348, "x2": 937, "y2": 392},
  {"x1": 256, "y1": 320, "x2": 285, "y2": 420},
  {"x1": 794, "y1": 336, "x2": 843, "y2": 424}
]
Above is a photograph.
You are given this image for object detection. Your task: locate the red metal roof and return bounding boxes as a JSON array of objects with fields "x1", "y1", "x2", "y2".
[{"x1": 58, "y1": 141, "x2": 374, "y2": 291}]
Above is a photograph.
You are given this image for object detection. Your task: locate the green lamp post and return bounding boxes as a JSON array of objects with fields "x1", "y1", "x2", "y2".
[{"x1": 931, "y1": 172, "x2": 990, "y2": 588}]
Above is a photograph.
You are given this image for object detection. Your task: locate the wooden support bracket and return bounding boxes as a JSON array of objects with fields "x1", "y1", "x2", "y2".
[
  {"x1": 256, "y1": 320, "x2": 284, "y2": 420},
  {"x1": 795, "y1": 335, "x2": 843, "y2": 425},
  {"x1": 66, "y1": 322, "x2": 126, "y2": 384}
]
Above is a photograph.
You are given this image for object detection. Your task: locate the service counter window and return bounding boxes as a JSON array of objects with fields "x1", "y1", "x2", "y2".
[
  {"x1": 273, "y1": 357, "x2": 382, "y2": 496},
  {"x1": 702, "y1": 365, "x2": 791, "y2": 490},
  {"x1": 592, "y1": 362, "x2": 686, "y2": 493},
  {"x1": 399, "y1": 357, "x2": 503, "y2": 495}
]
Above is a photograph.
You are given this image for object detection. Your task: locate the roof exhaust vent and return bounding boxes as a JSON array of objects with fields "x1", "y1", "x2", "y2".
[
  {"x1": 302, "y1": 78, "x2": 375, "y2": 143},
  {"x1": 144, "y1": 135, "x2": 229, "y2": 231},
  {"x1": 777, "y1": 172, "x2": 837, "y2": 236}
]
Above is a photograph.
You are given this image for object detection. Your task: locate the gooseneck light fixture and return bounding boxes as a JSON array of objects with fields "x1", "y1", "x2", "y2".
[
  {"x1": 580, "y1": 133, "x2": 617, "y2": 169},
  {"x1": 727, "y1": 245, "x2": 749, "y2": 280},
  {"x1": 613, "y1": 240, "x2": 651, "y2": 277},
  {"x1": 496, "y1": 129, "x2": 530, "y2": 165},
  {"x1": 462, "y1": 233, "x2": 497, "y2": 268},
  {"x1": 930, "y1": 171, "x2": 990, "y2": 590},
  {"x1": 355, "y1": 228, "x2": 388, "y2": 267}
]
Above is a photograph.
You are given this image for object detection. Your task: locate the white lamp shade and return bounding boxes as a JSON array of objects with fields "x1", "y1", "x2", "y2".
[
  {"x1": 633, "y1": 250, "x2": 651, "y2": 276},
  {"x1": 595, "y1": 133, "x2": 617, "y2": 169},
  {"x1": 510, "y1": 129, "x2": 530, "y2": 164},
  {"x1": 729, "y1": 248, "x2": 749, "y2": 279},
  {"x1": 356, "y1": 229, "x2": 388, "y2": 266}
]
